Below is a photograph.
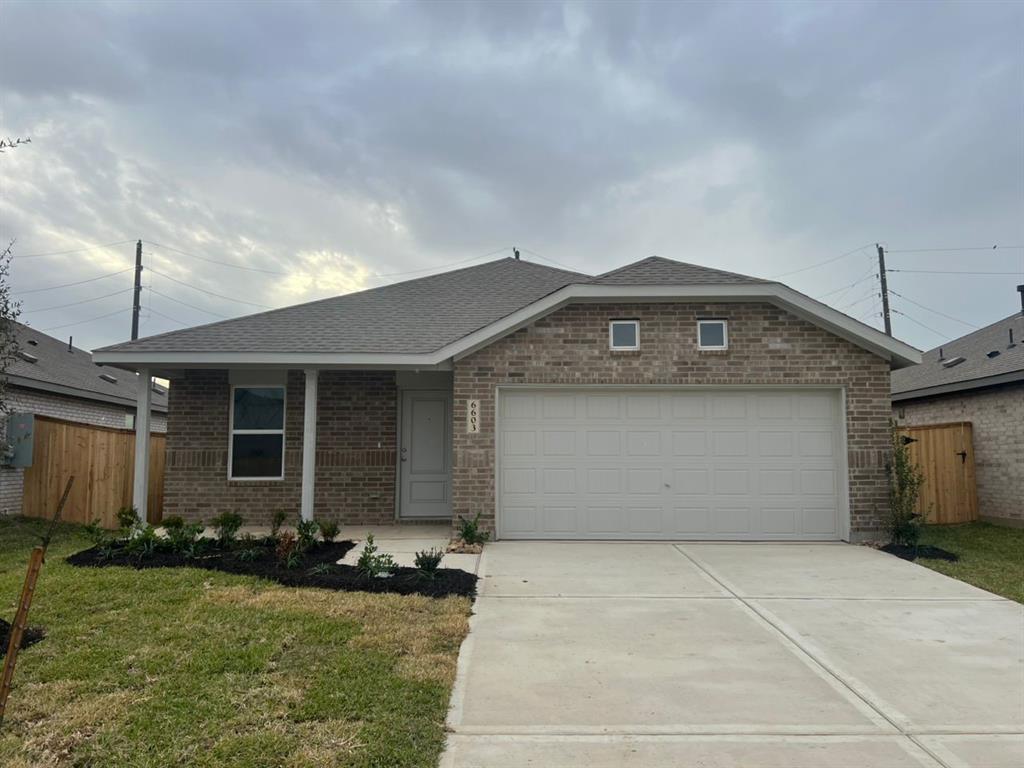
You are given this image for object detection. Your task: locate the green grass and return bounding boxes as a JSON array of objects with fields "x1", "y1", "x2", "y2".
[
  {"x1": 917, "y1": 522, "x2": 1024, "y2": 603},
  {"x1": 0, "y1": 517, "x2": 472, "y2": 768}
]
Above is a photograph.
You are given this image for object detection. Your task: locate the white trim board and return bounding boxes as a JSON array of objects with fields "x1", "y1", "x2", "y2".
[{"x1": 93, "y1": 282, "x2": 922, "y2": 371}]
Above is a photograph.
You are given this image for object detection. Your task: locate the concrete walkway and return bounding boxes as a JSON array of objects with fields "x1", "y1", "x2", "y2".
[{"x1": 442, "y1": 542, "x2": 1024, "y2": 767}]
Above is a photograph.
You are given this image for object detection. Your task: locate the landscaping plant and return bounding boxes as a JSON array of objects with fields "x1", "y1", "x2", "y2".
[
  {"x1": 306, "y1": 562, "x2": 333, "y2": 577},
  {"x1": 887, "y1": 422, "x2": 927, "y2": 549},
  {"x1": 116, "y1": 506, "x2": 139, "y2": 533},
  {"x1": 296, "y1": 519, "x2": 319, "y2": 551},
  {"x1": 210, "y1": 511, "x2": 244, "y2": 548},
  {"x1": 123, "y1": 524, "x2": 159, "y2": 562},
  {"x1": 414, "y1": 547, "x2": 444, "y2": 577},
  {"x1": 269, "y1": 510, "x2": 288, "y2": 540},
  {"x1": 275, "y1": 531, "x2": 303, "y2": 569},
  {"x1": 356, "y1": 533, "x2": 396, "y2": 578},
  {"x1": 456, "y1": 512, "x2": 490, "y2": 546},
  {"x1": 317, "y1": 518, "x2": 340, "y2": 544},
  {"x1": 165, "y1": 518, "x2": 205, "y2": 558}
]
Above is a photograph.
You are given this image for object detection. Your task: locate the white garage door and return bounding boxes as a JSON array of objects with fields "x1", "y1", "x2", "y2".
[{"x1": 497, "y1": 388, "x2": 846, "y2": 541}]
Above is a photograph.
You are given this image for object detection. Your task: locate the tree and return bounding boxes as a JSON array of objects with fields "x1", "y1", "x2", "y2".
[
  {"x1": 887, "y1": 421, "x2": 926, "y2": 547},
  {"x1": 0, "y1": 240, "x2": 21, "y2": 423}
]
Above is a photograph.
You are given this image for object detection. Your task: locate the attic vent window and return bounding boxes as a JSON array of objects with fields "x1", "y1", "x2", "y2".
[
  {"x1": 18, "y1": 351, "x2": 38, "y2": 363},
  {"x1": 941, "y1": 356, "x2": 966, "y2": 368},
  {"x1": 99, "y1": 373, "x2": 118, "y2": 384},
  {"x1": 609, "y1": 320, "x2": 640, "y2": 351},
  {"x1": 986, "y1": 350, "x2": 1001, "y2": 359}
]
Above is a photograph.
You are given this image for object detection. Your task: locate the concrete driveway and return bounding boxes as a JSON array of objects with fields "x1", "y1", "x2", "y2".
[{"x1": 442, "y1": 542, "x2": 1024, "y2": 767}]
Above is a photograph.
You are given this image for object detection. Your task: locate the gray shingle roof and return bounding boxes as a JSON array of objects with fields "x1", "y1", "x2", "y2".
[
  {"x1": 97, "y1": 258, "x2": 588, "y2": 355},
  {"x1": 891, "y1": 313, "x2": 1024, "y2": 397},
  {"x1": 591, "y1": 256, "x2": 769, "y2": 285},
  {"x1": 7, "y1": 322, "x2": 168, "y2": 410}
]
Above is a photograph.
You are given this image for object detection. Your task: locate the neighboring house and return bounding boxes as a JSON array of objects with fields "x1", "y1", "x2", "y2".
[
  {"x1": 94, "y1": 256, "x2": 920, "y2": 542},
  {"x1": 0, "y1": 322, "x2": 168, "y2": 515},
  {"x1": 892, "y1": 302, "x2": 1024, "y2": 527}
]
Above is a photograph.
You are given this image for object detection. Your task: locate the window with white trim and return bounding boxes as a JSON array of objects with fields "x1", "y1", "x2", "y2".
[
  {"x1": 698, "y1": 319, "x2": 728, "y2": 350},
  {"x1": 609, "y1": 320, "x2": 640, "y2": 350},
  {"x1": 229, "y1": 385, "x2": 285, "y2": 479}
]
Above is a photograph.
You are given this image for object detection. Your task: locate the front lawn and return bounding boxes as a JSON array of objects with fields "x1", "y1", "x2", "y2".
[
  {"x1": 0, "y1": 517, "x2": 472, "y2": 768},
  {"x1": 916, "y1": 522, "x2": 1024, "y2": 603}
]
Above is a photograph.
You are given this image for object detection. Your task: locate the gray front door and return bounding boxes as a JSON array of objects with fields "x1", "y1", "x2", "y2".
[{"x1": 400, "y1": 390, "x2": 453, "y2": 518}]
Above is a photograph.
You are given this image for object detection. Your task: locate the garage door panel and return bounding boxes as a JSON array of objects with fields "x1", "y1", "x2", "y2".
[{"x1": 498, "y1": 389, "x2": 845, "y2": 541}]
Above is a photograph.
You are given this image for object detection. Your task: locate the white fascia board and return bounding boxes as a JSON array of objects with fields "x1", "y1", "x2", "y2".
[{"x1": 92, "y1": 283, "x2": 922, "y2": 372}]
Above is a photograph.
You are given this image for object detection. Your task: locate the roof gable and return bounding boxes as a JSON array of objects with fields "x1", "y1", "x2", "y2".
[{"x1": 591, "y1": 256, "x2": 767, "y2": 286}]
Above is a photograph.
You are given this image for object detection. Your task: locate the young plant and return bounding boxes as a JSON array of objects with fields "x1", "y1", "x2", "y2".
[
  {"x1": 83, "y1": 518, "x2": 112, "y2": 549},
  {"x1": 456, "y1": 512, "x2": 490, "y2": 546},
  {"x1": 269, "y1": 510, "x2": 288, "y2": 540},
  {"x1": 355, "y1": 533, "x2": 396, "y2": 578},
  {"x1": 317, "y1": 518, "x2": 340, "y2": 544},
  {"x1": 296, "y1": 519, "x2": 319, "y2": 551},
  {"x1": 235, "y1": 545, "x2": 264, "y2": 563},
  {"x1": 887, "y1": 422, "x2": 927, "y2": 548},
  {"x1": 210, "y1": 511, "x2": 244, "y2": 548},
  {"x1": 161, "y1": 515, "x2": 185, "y2": 532},
  {"x1": 123, "y1": 523, "x2": 159, "y2": 561},
  {"x1": 116, "y1": 506, "x2": 139, "y2": 536},
  {"x1": 166, "y1": 519, "x2": 205, "y2": 558},
  {"x1": 306, "y1": 562, "x2": 333, "y2": 577},
  {"x1": 275, "y1": 531, "x2": 303, "y2": 569},
  {"x1": 414, "y1": 547, "x2": 444, "y2": 577}
]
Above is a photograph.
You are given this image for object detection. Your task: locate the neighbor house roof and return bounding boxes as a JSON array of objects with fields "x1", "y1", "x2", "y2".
[
  {"x1": 5, "y1": 322, "x2": 168, "y2": 411},
  {"x1": 93, "y1": 255, "x2": 921, "y2": 371},
  {"x1": 891, "y1": 312, "x2": 1024, "y2": 401}
]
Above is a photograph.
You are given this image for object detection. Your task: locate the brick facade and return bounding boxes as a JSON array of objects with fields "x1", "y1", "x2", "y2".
[
  {"x1": 163, "y1": 369, "x2": 397, "y2": 526},
  {"x1": 894, "y1": 383, "x2": 1023, "y2": 526},
  {"x1": 0, "y1": 385, "x2": 167, "y2": 516},
  {"x1": 452, "y1": 302, "x2": 893, "y2": 540}
]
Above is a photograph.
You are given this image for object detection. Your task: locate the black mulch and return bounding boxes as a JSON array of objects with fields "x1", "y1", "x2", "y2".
[
  {"x1": 65, "y1": 539, "x2": 477, "y2": 598},
  {"x1": 881, "y1": 544, "x2": 960, "y2": 562},
  {"x1": 0, "y1": 618, "x2": 46, "y2": 657}
]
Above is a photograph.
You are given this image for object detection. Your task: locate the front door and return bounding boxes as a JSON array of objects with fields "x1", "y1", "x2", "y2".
[{"x1": 399, "y1": 390, "x2": 453, "y2": 518}]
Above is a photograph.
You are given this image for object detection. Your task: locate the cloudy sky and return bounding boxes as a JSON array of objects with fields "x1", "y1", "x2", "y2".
[{"x1": 1, "y1": 0, "x2": 1022, "y2": 353}]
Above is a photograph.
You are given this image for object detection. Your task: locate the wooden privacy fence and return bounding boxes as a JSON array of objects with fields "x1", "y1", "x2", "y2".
[
  {"x1": 899, "y1": 421, "x2": 978, "y2": 525},
  {"x1": 22, "y1": 416, "x2": 166, "y2": 528}
]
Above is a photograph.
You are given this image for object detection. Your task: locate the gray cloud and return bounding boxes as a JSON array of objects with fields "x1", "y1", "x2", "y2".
[{"x1": 1, "y1": 0, "x2": 1021, "y2": 352}]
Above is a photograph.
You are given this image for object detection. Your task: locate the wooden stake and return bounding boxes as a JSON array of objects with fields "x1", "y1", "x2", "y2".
[{"x1": 0, "y1": 475, "x2": 74, "y2": 725}]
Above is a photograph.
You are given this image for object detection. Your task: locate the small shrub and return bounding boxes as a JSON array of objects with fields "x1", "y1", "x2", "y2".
[
  {"x1": 210, "y1": 511, "x2": 244, "y2": 548},
  {"x1": 161, "y1": 515, "x2": 185, "y2": 532},
  {"x1": 306, "y1": 562, "x2": 333, "y2": 577},
  {"x1": 414, "y1": 547, "x2": 444, "y2": 576},
  {"x1": 116, "y1": 506, "x2": 139, "y2": 534},
  {"x1": 456, "y1": 513, "x2": 490, "y2": 546},
  {"x1": 356, "y1": 533, "x2": 396, "y2": 578},
  {"x1": 296, "y1": 519, "x2": 319, "y2": 551},
  {"x1": 123, "y1": 524, "x2": 159, "y2": 561},
  {"x1": 317, "y1": 519, "x2": 340, "y2": 544},
  {"x1": 270, "y1": 510, "x2": 288, "y2": 539},
  {"x1": 235, "y1": 546, "x2": 263, "y2": 563},
  {"x1": 887, "y1": 422, "x2": 927, "y2": 548},
  {"x1": 166, "y1": 520, "x2": 205, "y2": 557},
  {"x1": 275, "y1": 531, "x2": 303, "y2": 569},
  {"x1": 83, "y1": 518, "x2": 111, "y2": 549}
]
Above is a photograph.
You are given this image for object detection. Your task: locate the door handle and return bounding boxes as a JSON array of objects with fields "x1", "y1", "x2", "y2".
[{"x1": 401, "y1": 447, "x2": 408, "y2": 462}]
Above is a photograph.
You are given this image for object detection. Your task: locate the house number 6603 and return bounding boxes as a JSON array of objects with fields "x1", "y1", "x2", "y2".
[{"x1": 467, "y1": 400, "x2": 480, "y2": 434}]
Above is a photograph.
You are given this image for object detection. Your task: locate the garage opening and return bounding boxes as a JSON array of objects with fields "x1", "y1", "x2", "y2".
[{"x1": 497, "y1": 388, "x2": 847, "y2": 541}]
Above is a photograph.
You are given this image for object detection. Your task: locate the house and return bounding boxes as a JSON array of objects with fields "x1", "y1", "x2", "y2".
[
  {"x1": 892, "y1": 297, "x2": 1024, "y2": 527},
  {"x1": 92, "y1": 256, "x2": 920, "y2": 541},
  {"x1": 1, "y1": 321, "x2": 168, "y2": 516}
]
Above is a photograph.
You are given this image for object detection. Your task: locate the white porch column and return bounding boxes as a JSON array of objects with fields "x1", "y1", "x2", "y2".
[
  {"x1": 132, "y1": 367, "x2": 153, "y2": 523},
  {"x1": 300, "y1": 368, "x2": 318, "y2": 522}
]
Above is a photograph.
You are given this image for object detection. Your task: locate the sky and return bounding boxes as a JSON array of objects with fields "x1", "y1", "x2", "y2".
[{"x1": 1, "y1": 0, "x2": 1022, "y2": 354}]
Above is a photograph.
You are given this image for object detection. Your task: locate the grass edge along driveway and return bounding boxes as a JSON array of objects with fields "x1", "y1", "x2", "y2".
[
  {"x1": 0, "y1": 517, "x2": 472, "y2": 768},
  {"x1": 916, "y1": 521, "x2": 1024, "y2": 603}
]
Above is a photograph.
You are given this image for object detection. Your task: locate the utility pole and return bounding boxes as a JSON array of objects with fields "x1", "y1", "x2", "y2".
[
  {"x1": 131, "y1": 239, "x2": 143, "y2": 340},
  {"x1": 876, "y1": 243, "x2": 892, "y2": 336}
]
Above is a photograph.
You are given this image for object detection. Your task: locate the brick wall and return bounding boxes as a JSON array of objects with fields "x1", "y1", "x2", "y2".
[
  {"x1": 894, "y1": 383, "x2": 1023, "y2": 525},
  {"x1": 163, "y1": 369, "x2": 397, "y2": 526},
  {"x1": 453, "y1": 302, "x2": 893, "y2": 540},
  {"x1": 0, "y1": 385, "x2": 167, "y2": 516}
]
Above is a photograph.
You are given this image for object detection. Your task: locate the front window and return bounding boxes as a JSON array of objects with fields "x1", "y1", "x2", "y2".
[
  {"x1": 698, "y1": 319, "x2": 728, "y2": 350},
  {"x1": 609, "y1": 320, "x2": 640, "y2": 350},
  {"x1": 230, "y1": 386, "x2": 285, "y2": 479}
]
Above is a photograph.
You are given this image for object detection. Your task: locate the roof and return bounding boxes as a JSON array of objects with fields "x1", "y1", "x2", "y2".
[
  {"x1": 592, "y1": 256, "x2": 768, "y2": 285},
  {"x1": 92, "y1": 255, "x2": 921, "y2": 371},
  {"x1": 5, "y1": 321, "x2": 168, "y2": 411},
  {"x1": 97, "y1": 258, "x2": 585, "y2": 355},
  {"x1": 891, "y1": 312, "x2": 1024, "y2": 400}
]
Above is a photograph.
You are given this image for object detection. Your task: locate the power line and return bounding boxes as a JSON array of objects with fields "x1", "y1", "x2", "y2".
[
  {"x1": 40, "y1": 308, "x2": 130, "y2": 332},
  {"x1": 517, "y1": 247, "x2": 580, "y2": 272},
  {"x1": 891, "y1": 308, "x2": 947, "y2": 339},
  {"x1": 886, "y1": 246, "x2": 1024, "y2": 253},
  {"x1": 144, "y1": 306, "x2": 190, "y2": 326},
  {"x1": 887, "y1": 269, "x2": 1022, "y2": 276},
  {"x1": 374, "y1": 247, "x2": 512, "y2": 279},
  {"x1": 837, "y1": 290, "x2": 877, "y2": 311},
  {"x1": 147, "y1": 287, "x2": 231, "y2": 319},
  {"x1": 14, "y1": 240, "x2": 136, "y2": 259},
  {"x1": 145, "y1": 241, "x2": 288, "y2": 276},
  {"x1": 769, "y1": 243, "x2": 875, "y2": 279},
  {"x1": 889, "y1": 291, "x2": 979, "y2": 330},
  {"x1": 146, "y1": 267, "x2": 272, "y2": 308},
  {"x1": 24, "y1": 287, "x2": 135, "y2": 314},
  {"x1": 15, "y1": 268, "x2": 134, "y2": 295},
  {"x1": 816, "y1": 267, "x2": 877, "y2": 300}
]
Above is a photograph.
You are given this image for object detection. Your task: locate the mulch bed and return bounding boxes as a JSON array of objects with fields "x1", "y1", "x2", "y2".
[
  {"x1": 881, "y1": 544, "x2": 960, "y2": 562},
  {"x1": 0, "y1": 618, "x2": 46, "y2": 657},
  {"x1": 65, "y1": 539, "x2": 477, "y2": 598}
]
